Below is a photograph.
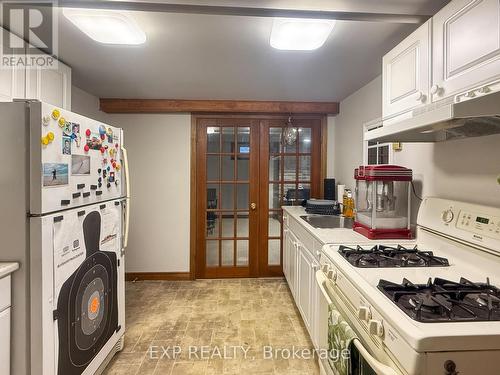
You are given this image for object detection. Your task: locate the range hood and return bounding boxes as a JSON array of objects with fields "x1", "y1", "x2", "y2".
[{"x1": 365, "y1": 91, "x2": 500, "y2": 143}]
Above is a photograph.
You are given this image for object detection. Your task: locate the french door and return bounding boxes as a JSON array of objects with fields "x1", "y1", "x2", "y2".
[{"x1": 195, "y1": 116, "x2": 323, "y2": 278}]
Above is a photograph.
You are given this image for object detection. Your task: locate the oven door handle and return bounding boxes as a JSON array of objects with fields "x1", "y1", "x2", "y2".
[
  {"x1": 352, "y1": 339, "x2": 399, "y2": 375},
  {"x1": 315, "y1": 270, "x2": 334, "y2": 305}
]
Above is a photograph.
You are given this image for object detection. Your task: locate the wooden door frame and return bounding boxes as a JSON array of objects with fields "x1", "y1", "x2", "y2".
[{"x1": 190, "y1": 113, "x2": 328, "y2": 279}]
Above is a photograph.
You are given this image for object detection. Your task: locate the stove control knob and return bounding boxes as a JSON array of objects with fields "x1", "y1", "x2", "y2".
[
  {"x1": 368, "y1": 319, "x2": 384, "y2": 337},
  {"x1": 441, "y1": 209, "x2": 454, "y2": 224},
  {"x1": 358, "y1": 306, "x2": 372, "y2": 321},
  {"x1": 322, "y1": 264, "x2": 329, "y2": 273}
]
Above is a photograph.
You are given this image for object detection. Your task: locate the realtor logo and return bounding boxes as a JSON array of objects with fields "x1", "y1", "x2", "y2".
[{"x1": 1, "y1": 1, "x2": 58, "y2": 69}]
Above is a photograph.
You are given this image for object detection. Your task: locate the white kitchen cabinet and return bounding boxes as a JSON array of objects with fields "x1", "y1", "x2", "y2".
[
  {"x1": 0, "y1": 307, "x2": 11, "y2": 375},
  {"x1": 383, "y1": 20, "x2": 431, "y2": 118},
  {"x1": 26, "y1": 48, "x2": 72, "y2": 110},
  {"x1": 432, "y1": 0, "x2": 500, "y2": 102},
  {"x1": 286, "y1": 230, "x2": 299, "y2": 299},
  {"x1": 0, "y1": 28, "x2": 26, "y2": 102},
  {"x1": 297, "y1": 244, "x2": 317, "y2": 336}
]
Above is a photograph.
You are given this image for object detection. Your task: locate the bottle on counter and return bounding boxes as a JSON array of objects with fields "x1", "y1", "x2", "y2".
[
  {"x1": 344, "y1": 190, "x2": 355, "y2": 218},
  {"x1": 342, "y1": 189, "x2": 349, "y2": 216}
]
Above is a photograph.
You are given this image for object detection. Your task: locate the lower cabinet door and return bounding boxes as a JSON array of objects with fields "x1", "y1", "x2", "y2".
[
  {"x1": 297, "y1": 244, "x2": 314, "y2": 333},
  {"x1": 0, "y1": 307, "x2": 11, "y2": 375}
]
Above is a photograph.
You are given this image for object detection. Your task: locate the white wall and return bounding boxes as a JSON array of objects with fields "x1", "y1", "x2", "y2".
[
  {"x1": 71, "y1": 85, "x2": 110, "y2": 122},
  {"x1": 71, "y1": 86, "x2": 192, "y2": 273},
  {"x1": 330, "y1": 76, "x2": 500, "y2": 218},
  {"x1": 109, "y1": 113, "x2": 191, "y2": 273}
]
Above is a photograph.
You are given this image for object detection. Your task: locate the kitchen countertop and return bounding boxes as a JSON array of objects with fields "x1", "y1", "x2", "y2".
[
  {"x1": 0, "y1": 262, "x2": 19, "y2": 279},
  {"x1": 282, "y1": 206, "x2": 370, "y2": 244}
]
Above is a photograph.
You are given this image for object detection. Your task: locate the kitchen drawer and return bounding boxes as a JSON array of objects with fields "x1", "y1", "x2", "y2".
[
  {"x1": 0, "y1": 276, "x2": 11, "y2": 312},
  {"x1": 0, "y1": 307, "x2": 10, "y2": 375}
]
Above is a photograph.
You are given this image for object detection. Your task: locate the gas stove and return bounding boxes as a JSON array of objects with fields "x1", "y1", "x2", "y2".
[
  {"x1": 378, "y1": 277, "x2": 500, "y2": 323},
  {"x1": 338, "y1": 244, "x2": 450, "y2": 268},
  {"x1": 318, "y1": 198, "x2": 500, "y2": 375}
]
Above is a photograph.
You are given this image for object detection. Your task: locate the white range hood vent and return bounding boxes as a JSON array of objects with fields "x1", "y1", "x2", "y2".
[{"x1": 365, "y1": 91, "x2": 500, "y2": 143}]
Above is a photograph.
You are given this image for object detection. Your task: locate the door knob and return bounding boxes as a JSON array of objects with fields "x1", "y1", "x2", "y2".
[{"x1": 250, "y1": 202, "x2": 257, "y2": 210}]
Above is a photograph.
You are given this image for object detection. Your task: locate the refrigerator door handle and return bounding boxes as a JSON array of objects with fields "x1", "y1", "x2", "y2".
[{"x1": 121, "y1": 145, "x2": 130, "y2": 249}]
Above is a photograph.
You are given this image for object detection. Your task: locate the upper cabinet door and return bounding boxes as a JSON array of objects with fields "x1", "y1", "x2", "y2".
[
  {"x1": 0, "y1": 28, "x2": 26, "y2": 102},
  {"x1": 382, "y1": 21, "x2": 431, "y2": 119},
  {"x1": 432, "y1": 0, "x2": 500, "y2": 102},
  {"x1": 26, "y1": 48, "x2": 72, "y2": 110}
]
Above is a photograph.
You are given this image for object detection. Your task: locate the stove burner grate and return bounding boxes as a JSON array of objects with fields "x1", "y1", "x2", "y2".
[
  {"x1": 338, "y1": 245, "x2": 450, "y2": 268},
  {"x1": 378, "y1": 277, "x2": 500, "y2": 322}
]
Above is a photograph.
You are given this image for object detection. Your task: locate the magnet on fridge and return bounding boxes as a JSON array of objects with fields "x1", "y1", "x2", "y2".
[
  {"x1": 98, "y1": 168, "x2": 102, "y2": 174},
  {"x1": 112, "y1": 162, "x2": 117, "y2": 169},
  {"x1": 41, "y1": 136, "x2": 49, "y2": 146},
  {"x1": 84, "y1": 144, "x2": 90, "y2": 152},
  {"x1": 100, "y1": 146, "x2": 105, "y2": 154},
  {"x1": 51, "y1": 109, "x2": 60, "y2": 120},
  {"x1": 100, "y1": 133, "x2": 106, "y2": 140},
  {"x1": 47, "y1": 132, "x2": 55, "y2": 141},
  {"x1": 99, "y1": 125, "x2": 106, "y2": 135},
  {"x1": 42, "y1": 116, "x2": 51, "y2": 126},
  {"x1": 58, "y1": 117, "x2": 66, "y2": 128},
  {"x1": 115, "y1": 143, "x2": 119, "y2": 148},
  {"x1": 107, "y1": 166, "x2": 110, "y2": 171},
  {"x1": 85, "y1": 129, "x2": 91, "y2": 137}
]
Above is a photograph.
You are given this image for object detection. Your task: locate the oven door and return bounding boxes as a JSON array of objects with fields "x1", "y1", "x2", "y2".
[{"x1": 315, "y1": 271, "x2": 399, "y2": 375}]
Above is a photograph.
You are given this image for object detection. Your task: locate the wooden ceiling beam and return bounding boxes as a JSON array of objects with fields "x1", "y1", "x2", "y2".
[{"x1": 99, "y1": 99, "x2": 340, "y2": 115}]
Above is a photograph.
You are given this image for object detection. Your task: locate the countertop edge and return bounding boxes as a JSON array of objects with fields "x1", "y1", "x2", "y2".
[{"x1": 0, "y1": 262, "x2": 20, "y2": 279}]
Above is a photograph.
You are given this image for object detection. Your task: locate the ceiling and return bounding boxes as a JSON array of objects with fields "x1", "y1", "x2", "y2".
[{"x1": 57, "y1": 0, "x2": 449, "y2": 102}]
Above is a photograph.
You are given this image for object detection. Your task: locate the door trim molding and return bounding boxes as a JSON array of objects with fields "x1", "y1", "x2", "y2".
[{"x1": 190, "y1": 113, "x2": 328, "y2": 279}]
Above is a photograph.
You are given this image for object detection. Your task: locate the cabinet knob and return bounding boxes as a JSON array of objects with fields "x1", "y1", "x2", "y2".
[
  {"x1": 430, "y1": 85, "x2": 443, "y2": 96},
  {"x1": 415, "y1": 91, "x2": 426, "y2": 103},
  {"x1": 478, "y1": 86, "x2": 491, "y2": 94}
]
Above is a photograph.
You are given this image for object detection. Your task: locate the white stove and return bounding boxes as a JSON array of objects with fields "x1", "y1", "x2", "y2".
[{"x1": 317, "y1": 197, "x2": 500, "y2": 375}]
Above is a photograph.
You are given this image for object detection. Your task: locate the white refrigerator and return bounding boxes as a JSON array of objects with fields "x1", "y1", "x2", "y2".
[{"x1": 0, "y1": 100, "x2": 129, "y2": 375}]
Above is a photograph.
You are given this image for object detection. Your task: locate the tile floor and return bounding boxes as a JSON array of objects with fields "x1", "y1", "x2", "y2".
[{"x1": 103, "y1": 278, "x2": 320, "y2": 375}]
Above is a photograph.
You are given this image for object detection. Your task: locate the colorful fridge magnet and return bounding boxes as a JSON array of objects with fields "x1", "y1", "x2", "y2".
[
  {"x1": 42, "y1": 116, "x2": 51, "y2": 126},
  {"x1": 41, "y1": 132, "x2": 55, "y2": 146},
  {"x1": 62, "y1": 136, "x2": 72, "y2": 155},
  {"x1": 109, "y1": 172, "x2": 115, "y2": 183},
  {"x1": 58, "y1": 117, "x2": 66, "y2": 128},
  {"x1": 51, "y1": 109, "x2": 61, "y2": 120},
  {"x1": 86, "y1": 134, "x2": 102, "y2": 150},
  {"x1": 42, "y1": 163, "x2": 69, "y2": 187},
  {"x1": 106, "y1": 127, "x2": 113, "y2": 143}
]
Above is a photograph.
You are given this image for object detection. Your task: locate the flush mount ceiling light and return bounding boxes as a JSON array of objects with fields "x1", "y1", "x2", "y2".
[
  {"x1": 63, "y1": 8, "x2": 146, "y2": 45},
  {"x1": 270, "y1": 18, "x2": 335, "y2": 51}
]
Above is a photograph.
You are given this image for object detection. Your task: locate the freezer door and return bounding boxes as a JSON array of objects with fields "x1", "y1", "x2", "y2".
[
  {"x1": 30, "y1": 101, "x2": 124, "y2": 215},
  {"x1": 32, "y1": 200, "x2": 124, "y2": 375}
]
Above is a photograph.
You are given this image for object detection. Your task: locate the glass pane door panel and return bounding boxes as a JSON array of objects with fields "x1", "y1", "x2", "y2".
[
  {"x1": 236, "y1": 184, "x2": 249, "y2": 209},
  {"x1": 269, "y1": 127, "x2": 282, "y2": 153},
  {"x1": 221, "y1": 240, "x2": 234, "y2": 266},
  {"x1": 222, "y1": 127, "x2": 235, "y2": 152},
  {"x1": 268, "y1": 212, "x2": 281, "y2": 237},
  {"x1": 206, "y1": 240, "x2": 219, "y2": 267},
  {"x1": 269, "y1": 183, "x2": 281, "y2": 209},
  {"x1": 207, "y1": 127, "x2": 220, "y2": 153},
  {"x1": 269, "y1": 155, "x2": 281, "y2": 181},
  {"x1": 299, "y1": 155, "x2": 311, "y2": 181},
  {"x1": 284, "y1": 156, "x2": 297, "y2": 181},
  {"x1": 283, "y1": 183, "x2": 297, "y2": 206},
  {"x1": 237, "y1": 157, "x2": 249, "y2": 180},
  {"x1": 236, "y1": 213, "x2": 249, "y2": 237},
  {"x1": 221, "y1": 214, "x2": 235, "y2": 237},
  {"x1": 207, "y1": 155, "x2": 220, "y2": 181},
  {"x1": 268, "y1": 239, "x2": 281, "y2": 266},
  {"x1": 237, "y1": 127, "x2": 250, "y2": 150},
  {"x1": 299, "y1": 128, "x2": 312, "y2": 153},
  {"x1": 221, "y1": 155, "x2": 235, "y2": 180},
  {"x1": 206, "y1": 212, "x2": 219, "y2": 238},
  {"x1": 237, "y1": 240, "x2": 249, "y2": 266},
  {"x1": 207, "y1": 184, "x2": 219, "y2": 209},
  {"x1": 221, "y1": 184, "x2": 234, "y2": 210}
]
